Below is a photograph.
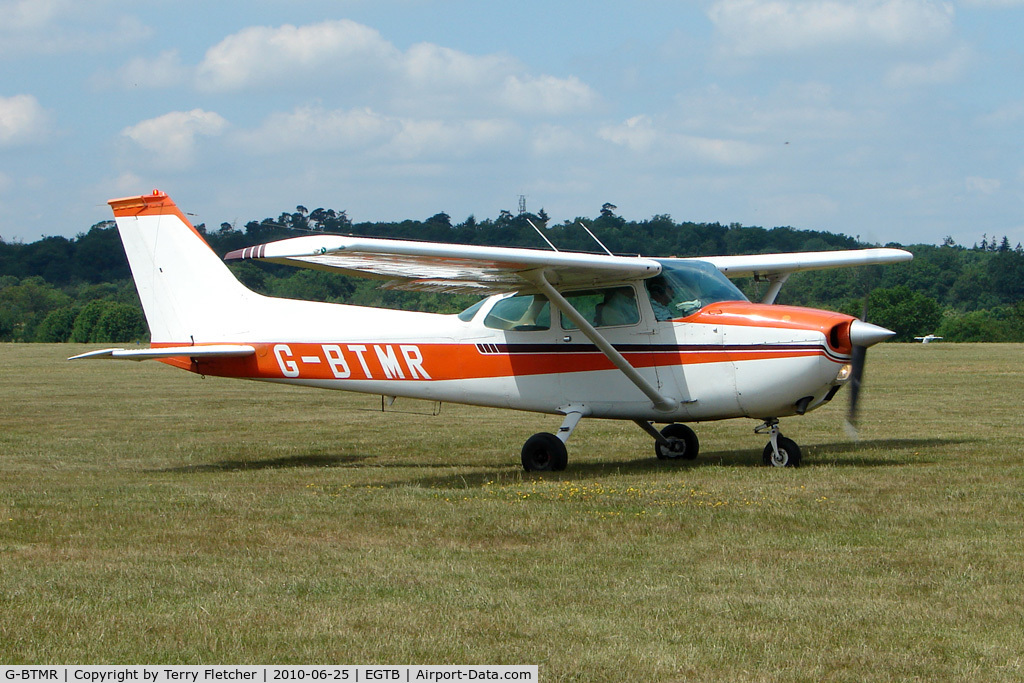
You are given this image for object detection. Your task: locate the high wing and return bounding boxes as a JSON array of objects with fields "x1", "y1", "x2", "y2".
[
  {"x1": 225, "y1": 235, "x2": 661, "y2": 294},
  {"x1": 696, "y1": 248, "x2": 913, "y2": 278},
  {"x1": 226, "y1": 234, "x2": 911, "y2": 299}
]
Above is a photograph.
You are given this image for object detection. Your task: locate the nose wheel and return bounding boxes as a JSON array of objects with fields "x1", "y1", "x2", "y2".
[{"x1": 756, "y1": 419, "x2": 802, "y2": 467}]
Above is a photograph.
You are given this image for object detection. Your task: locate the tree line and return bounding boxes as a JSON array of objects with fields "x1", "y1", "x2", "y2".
[{"x1": 2, "y1": 203, "x2": 1023, "y2": 343}]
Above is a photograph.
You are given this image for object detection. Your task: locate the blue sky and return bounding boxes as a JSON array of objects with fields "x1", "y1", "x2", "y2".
[{"x1": 1, "y1": 0, "x2": 1022, "y2": 247}]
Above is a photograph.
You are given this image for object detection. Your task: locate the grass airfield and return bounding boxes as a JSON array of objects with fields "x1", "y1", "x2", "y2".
[{"x1": 1, "y1": 342, "x2": 1022, "y2": 681}]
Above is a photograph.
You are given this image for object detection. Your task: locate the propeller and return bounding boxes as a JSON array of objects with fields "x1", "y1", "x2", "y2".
[{"x1": 844, "y1": 307, "x2": 896, "y2": 437}]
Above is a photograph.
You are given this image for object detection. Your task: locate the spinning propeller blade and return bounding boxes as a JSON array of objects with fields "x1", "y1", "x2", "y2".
[
  {"x1": 845, "y1": 344, "x2": 867, "y2": 435},
  {"x1": 844, "y1": 296, "x2": 895, "y2": 437}
]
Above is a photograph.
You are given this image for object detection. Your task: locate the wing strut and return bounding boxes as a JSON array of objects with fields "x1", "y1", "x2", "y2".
[
  {"x1": 759, "y1": 272, "x2": 790, "y2": 304},
  {"x1": 525, "y1": 270, "x2": 677, "y2": 413}
]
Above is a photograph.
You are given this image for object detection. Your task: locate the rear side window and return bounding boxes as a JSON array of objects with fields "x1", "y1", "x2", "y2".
[{"x1": 561, "y1": 287, "x2": 639, "y2": 330}]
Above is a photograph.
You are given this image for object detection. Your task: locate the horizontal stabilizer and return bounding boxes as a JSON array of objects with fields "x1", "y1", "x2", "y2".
[{"x1": 69, "y1": 345, "x2": 256, "y2": 362}]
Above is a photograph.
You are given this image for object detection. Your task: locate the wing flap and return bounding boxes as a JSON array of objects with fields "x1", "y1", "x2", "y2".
[{"x1": 69, "y1": 345, "x2": 256, "y2": 361}]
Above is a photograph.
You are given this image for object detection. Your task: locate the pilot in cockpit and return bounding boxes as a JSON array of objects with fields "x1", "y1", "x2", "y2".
[{"x1": 646, "y1": 277, "x2": 676, "y2": 321}]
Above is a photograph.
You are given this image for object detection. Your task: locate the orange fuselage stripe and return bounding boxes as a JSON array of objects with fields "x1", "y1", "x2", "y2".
[{"x1": 155, "y1": 341, "x2": 833, "y2": 382}]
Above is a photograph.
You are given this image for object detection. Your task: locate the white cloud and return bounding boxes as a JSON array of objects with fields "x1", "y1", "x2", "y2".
[
  {"x1": 385, "y1": 118, "x2": 518, "y2": 160},
  {"x1": 232, "y1": 105, "x2": 519, "y2": 162},
  {"x1": 113, "y1": 50, "x2": 189, "y2": 89},
  {"x1": 885, "y1": 44, "x2": 973, "y2": 87},
  {"x1": 673, "y1": 82, "x2": 873, "y2": 140},
  {"x1": 193, "y1": 19, "x2": 596, "y2": 117},
  {"x1": 402, "y1": 42, "x2": 514, "y2": 88},
  {"x1": 529, "y1": 124, "x2": 591, "y2": 157},
  {"x1": 196, "y1": 20, "x2": 397, "y2": 91},
  {"x1": 499, "y1": 75, "x2": 597, "y2": 115},
  {"x1": 121, "y1": 109, "x2": 228, "y2": 169},
  {"x1": 0, "y1": 2, "x2": 151, "y2": 55},
  {"x1": 0, "y1": 94, "x2": 53, "y2": 146},
  {"x1": 233, "y1": 106, "x2": 400, "y2": 154},
  {"x1": 598, "y1": 115, "x2": 767, "y2": 166},
  {"x1": 0, "y1": 0, "x2": 69, "y2": 31},
  {"x1": 708, "y1": 0, "x2": 955, "y2": 57},
  {"x1": 598, "y1": 115, "x2": 660, "y2": 152}
]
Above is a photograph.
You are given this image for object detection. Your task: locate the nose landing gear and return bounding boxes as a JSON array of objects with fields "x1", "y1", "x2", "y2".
[{"x1": 755, "y1": 418, "x2": 802, "y2": 467}]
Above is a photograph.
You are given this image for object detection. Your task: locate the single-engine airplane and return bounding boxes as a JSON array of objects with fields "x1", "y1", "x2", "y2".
[
  {"x1": 914, "y1": 334, "x2": 943, "y2": 343},
  {"x1": 73, "y1": 190, "x2": 912, "y2": 470}
]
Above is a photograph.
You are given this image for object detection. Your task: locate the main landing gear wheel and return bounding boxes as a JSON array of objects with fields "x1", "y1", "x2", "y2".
[
  {"x1": 762, "y1": 436, "x2": 802, "y2": 468},
  {"x1": 521, "y1": 432, "x2": 568, "y2": 472},
  {"x1": 655, "y1": 423, "x2": 699, "y2": 461}
]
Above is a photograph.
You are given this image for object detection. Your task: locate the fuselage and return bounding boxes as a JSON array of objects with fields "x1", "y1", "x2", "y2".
[{"x1": 159, "y1": 287, "x2": 855, "y2": 423}]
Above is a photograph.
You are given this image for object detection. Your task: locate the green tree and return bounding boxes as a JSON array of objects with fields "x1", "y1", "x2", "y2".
[
  {"x1": 92, "y1": 302, "x2": 148, "y2": 343},
  {"x1": 35, "y1": 306, "x2": 80, "y2": 342},
  {"x1": 0, "y1": 275, "x2": 72, "y2": 341},
  {"x1": 856, "y1": 286, "x2": 943, "y2": 342},
  {"x1": 70, "y1": 300, "x2": 111, "y2": 343}
]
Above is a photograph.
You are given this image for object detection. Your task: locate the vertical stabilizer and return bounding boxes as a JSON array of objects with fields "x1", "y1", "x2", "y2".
[{"x1": 110, "y1": 191, "x2": 256, "y2": 343}]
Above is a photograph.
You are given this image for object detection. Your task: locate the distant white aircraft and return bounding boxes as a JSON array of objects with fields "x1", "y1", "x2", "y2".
[
  {"x1": 72, "y1": 190, "x2": 912, "y2": 470},
  {"x1": 914, "y1": 334, "x2": 943, "y2": 343}
]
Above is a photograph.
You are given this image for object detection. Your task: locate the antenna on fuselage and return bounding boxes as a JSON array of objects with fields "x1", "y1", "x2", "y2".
[
  {"x1": 526, "y1": 218, "x2": 560, "y2": 252},
  {"x1": 578, "y1": 221, "x2": 614, "y2": 256}
]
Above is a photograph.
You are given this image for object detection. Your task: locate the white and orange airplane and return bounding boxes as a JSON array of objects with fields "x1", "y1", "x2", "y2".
[{"x1": 73, "y1": 190, "x2": 912, "y2": 470}]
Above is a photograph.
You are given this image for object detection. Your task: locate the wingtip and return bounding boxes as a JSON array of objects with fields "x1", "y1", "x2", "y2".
[{"x1": 68, "y1": 348, "x2": 120, "y2": 360}]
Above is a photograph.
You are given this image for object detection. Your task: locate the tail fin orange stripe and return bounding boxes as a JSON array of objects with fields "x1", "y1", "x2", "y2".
[{"x1": 108, "y1": 190, "x2": 207, "y2": 243}]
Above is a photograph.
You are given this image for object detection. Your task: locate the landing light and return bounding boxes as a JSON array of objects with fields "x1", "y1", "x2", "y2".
[{"x1": 836, "y1": 363, "x2": 853, "y2": 383}]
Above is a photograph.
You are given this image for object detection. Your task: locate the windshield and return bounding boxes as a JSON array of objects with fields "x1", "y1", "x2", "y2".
[{"x1": 646, "y1": 259, "x2": 748, "y2": 319}]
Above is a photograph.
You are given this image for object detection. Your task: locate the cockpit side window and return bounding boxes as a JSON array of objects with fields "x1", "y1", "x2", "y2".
[
  {"x1": 561, "y1": 286, "x2": 640, "y2": 330},
  {"x1": 647, "y1": 260, "x2": 748, "y2": 320},
  {"x1": 483, "y1": 294, "x2": 551, "y2": 331}
]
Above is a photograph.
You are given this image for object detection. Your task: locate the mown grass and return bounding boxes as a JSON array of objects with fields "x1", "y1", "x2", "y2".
[{"x1": 1, "y1": 343, "x2": 1022, "y2": 681}]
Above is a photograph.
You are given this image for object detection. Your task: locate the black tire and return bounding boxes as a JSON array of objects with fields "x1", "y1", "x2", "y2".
[
  {"x1": 521, "y1": 432, "x2": 569, "y2": 472},
  {"x1": 655, "y1": 423, "x2": 699, "y2": 460},
  {"x1": 762, "y1": 436, "x2": 802, "y2": 467}
]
